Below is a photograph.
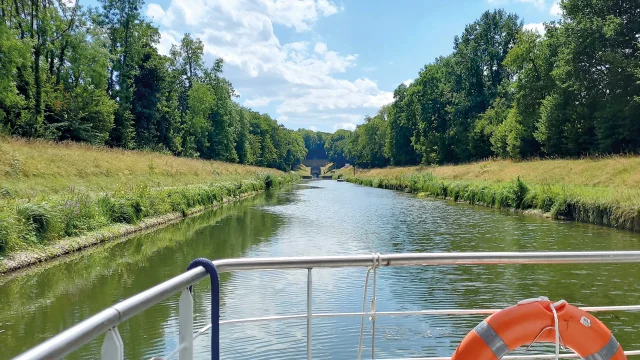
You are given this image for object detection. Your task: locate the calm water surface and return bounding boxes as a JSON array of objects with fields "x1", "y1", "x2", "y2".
[{"x1": 2, "y1": 181, "x2": 640, "y2": 359}]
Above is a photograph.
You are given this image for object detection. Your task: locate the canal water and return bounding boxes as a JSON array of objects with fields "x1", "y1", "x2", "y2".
[{"x1": 2, "y1": 181, "x2": 640, "y2": 359}]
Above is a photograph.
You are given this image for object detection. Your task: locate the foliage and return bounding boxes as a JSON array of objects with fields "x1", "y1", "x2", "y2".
[
  {"x1": 343, "y1": 4, "x2": 640, "y2": 167},
  {"x1": 346, "y1": 113, "x2": 389, "y2": 168},
  {"x1": 325, "y1": 130, "x2": 352, "y2": 168},
  {"x1": 0, "y1": 1, "x2": 305, "y2": 172},
  {"x1": 298, "y1": 129, "x2": 329, "y2": 159},
  {"x1": 16, "y1": 203, "x2": 54, "y2": 243}
]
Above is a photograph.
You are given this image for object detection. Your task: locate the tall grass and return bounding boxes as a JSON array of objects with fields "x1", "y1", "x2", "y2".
[
  {"x1": 0, "y1": 137, "x2": 284, "y2": 199},
  {"x1": 353, "y1": 156, "x2": 640, "y2": 190},
  {"x1": 0, "y1": 173, "x2": 296, "y2": 255},
  {"x1": 0, "y1": 137, "x2": 297, "y2": 256},
  {"x1": 342, "y1": 169, "x2": 640, "y2": 232}
]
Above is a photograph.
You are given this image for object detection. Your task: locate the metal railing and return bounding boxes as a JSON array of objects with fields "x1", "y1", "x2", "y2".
[{"x1": 12, "y1": 251, "x2": 640, "y2": 360}]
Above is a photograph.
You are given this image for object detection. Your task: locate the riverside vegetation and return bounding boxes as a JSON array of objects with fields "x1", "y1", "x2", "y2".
[
  {"x1": 336, "y1": 157, "x2": 640, "y2": 232},
  {"x1": 0, "y1": 137, "x2": 297, "y2": 268},
  {"x1": 321, "y1": 0, "x2": 640, "y2": 232}
]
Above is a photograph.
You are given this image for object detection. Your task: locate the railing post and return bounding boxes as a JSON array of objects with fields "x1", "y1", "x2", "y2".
[
  {"x1": 179, "y1": 289, "x2": 194, "y2": 360},
  {"x1": 187, "y1": 258, "x2": 220, "y2": 360},
  {"x1": 307, "y1": 268, "x2": 312, "y2": 360},
  {"x1": 101, "y1": 327, "x2": 124, "y2": 360}
]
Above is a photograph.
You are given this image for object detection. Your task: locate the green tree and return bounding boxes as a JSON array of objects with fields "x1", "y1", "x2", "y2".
[
  {"x1": 184, "y1": 82, "x2": 215, "y2": 158},
  {"x1": 178, "y1": 34, "x2": 204, "y2": 91},
  {"x1": 325, "y1": 129, "x2": 352, "y2": 168},
  {"x1": 0, "y1": 21, "x2": 29, "y2": 129},
  {"x1": 298, "y1": 129, "x2": 329, "y2": 159},
  {"x1": 502, "y1": 28, "x2": 559, "y2": 158},
  {"x1": 451, "y1": 9, "x2": 522, "y2": 161},
  {"x1": 386, "y1": 86, "x2": 419, "y2": 165},
  {"x1": 131, "y1": 32, "x2": 171, "y2": 150},
  {"x1": 348, "y1": 114, "x2": 389, "y2": 168},
  {"x1": 202, "y1": 58, "x2": 238, "y2": 162},
  {"x1": 410, "y1": 59, "x2": 453, "y2": 164},
  {"x1": 556, "y1": 0, "x2": 640, "y2": 154},
  {"x1": 45, "y1": 7, "x2": 116, "y2": 143},
  {"x1": 99, "y1": 0, "x2": 146, "y2": 148},
  {"x1": 234, "y1": 105, "x2": 251, "y2": 164}
]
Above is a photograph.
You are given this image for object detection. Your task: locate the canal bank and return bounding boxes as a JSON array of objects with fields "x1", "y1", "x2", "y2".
[
  {"x1": 4, "y1": 181, "x2": 640, "y2": 359},
  {"x1": 335, "y1": 157, "x2": 640, "y2": 232},
  {"x1": 0, "y1": 175, "x2": 297, "y2": 274},
  {"x1": 0, "y1": 137, "x2": 302, "y2": 273}
]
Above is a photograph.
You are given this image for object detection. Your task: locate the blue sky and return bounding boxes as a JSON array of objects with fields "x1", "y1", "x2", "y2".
[{"x1": 97, "y1": 0, "x2": 562, "y2": 132}]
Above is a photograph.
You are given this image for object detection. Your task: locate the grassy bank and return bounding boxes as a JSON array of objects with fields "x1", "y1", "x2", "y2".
[
  {"x1": 336, "y1": 157, "x2": 640, "y2": 232},
  {"x1": 0, "y1": 137, "x2": 297, "y2": 266}
]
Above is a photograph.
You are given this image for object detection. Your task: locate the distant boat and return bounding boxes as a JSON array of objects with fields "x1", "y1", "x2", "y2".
[{"x1": 337, "y1": 178, "x2": 346, "y2": 182}]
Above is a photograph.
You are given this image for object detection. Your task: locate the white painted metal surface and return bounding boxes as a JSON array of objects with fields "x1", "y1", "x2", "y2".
[
  {"x1": 179, "y1": 289, "x2": 194, "y2": 360},
  {"x1": 100, "y1": 327, "x2": 124, "y2": 360}
]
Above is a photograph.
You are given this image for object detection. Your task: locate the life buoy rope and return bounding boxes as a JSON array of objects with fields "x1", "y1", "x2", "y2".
[{"x1": 451, "y1": 298, "x2": 626, "y2": 360}]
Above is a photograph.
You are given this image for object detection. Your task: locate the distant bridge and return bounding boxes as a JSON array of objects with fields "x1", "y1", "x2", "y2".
[{"x1": 303, "y1": 159, "x2": 329, "y2": 178}]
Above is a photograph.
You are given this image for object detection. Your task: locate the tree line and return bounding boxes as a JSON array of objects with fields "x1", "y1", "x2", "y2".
[
  {"x1": 0, "y1": 0, "x2": 307, "y2": 171},
  {"x1": 329, "y1": 0, "x2": 640, "y2": 168}
]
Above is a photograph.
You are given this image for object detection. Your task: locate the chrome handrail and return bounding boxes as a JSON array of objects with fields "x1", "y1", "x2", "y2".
[{"x1": 12, "y1": 251, "x2": 640, "y2": 360}]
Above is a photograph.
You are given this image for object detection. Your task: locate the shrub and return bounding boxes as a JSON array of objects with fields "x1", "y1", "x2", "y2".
[
  {"x1": 98, "y1": 197, "x2": 138, "y2": 224},
  {"x1": 505, "y1": 177, "x2": 529, "y2": 209},
  {"x1": 58, "y1": 195, "x2": 105, "y2": 237},
  {"x1": 550, "y1": 197, "x2": 570, "y2": 219},
  {"x1": 16, "y1": 203, "x2": 55, "y2": 243},
  {"x1": 263, "y1": 174, "x2": 274, "y2": 190}
]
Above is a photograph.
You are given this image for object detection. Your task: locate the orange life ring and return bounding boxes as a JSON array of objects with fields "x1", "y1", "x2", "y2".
[{"x1": 452, "y1": 299, "x2": 626, "y2": 360}]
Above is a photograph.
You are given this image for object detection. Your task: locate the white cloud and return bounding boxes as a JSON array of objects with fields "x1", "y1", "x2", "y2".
[
  {"x1": 244, "y1": 97, "x2": 275, "y2": 107},
  {"x1": 156, "y1": 30, "x2": 180, "y2": 56},
  {"x1": 145, "y1": 3, "x2": 166, "y2": 21},
  {"x1": 263, "y1": 0, "x2": 340, "y2": 31},
  {"x1": 149, "y1": 0, "x2": 341, "y2": 32},
  {"x1": 403, "y1": 78, "x2": 414, "y2": 87},
  {"x1": 314, "y1": 42, "x2": 328, "y2": 54},
  {"x1": 317, "y1": 0, "x2": 339, "y2": 15},
  {"x1": 309, "y1": 126, "x2": 318, "y2": 132},
  {"x1": 523, "y1": 22, "x2": 546, "y2": 35},
  {"x1": 550, "y1": 1, "x2": 563, "y2": 16},
  {"x1": 147, "y1": 0, "x2": 392, "y2": 132},
  {"x1": 333, "y1": 123, "x2": 357, "y2": 131},
  {"x1": 276, "y1": 78, "x2": 393, "y2": 114}
]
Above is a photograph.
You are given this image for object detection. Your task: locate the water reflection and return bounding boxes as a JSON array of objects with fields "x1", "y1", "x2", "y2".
[{"x1": 0, "y1": 192, "x2": 285, "y2": 359}]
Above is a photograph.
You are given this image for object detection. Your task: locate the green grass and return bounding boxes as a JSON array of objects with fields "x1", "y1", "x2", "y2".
[
  {"x1": 0, "y1": 137, "x2": 297, "y2": 256},
  {"x1": 335, "y1": 158, "x2": 640, "y2": 232}
]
